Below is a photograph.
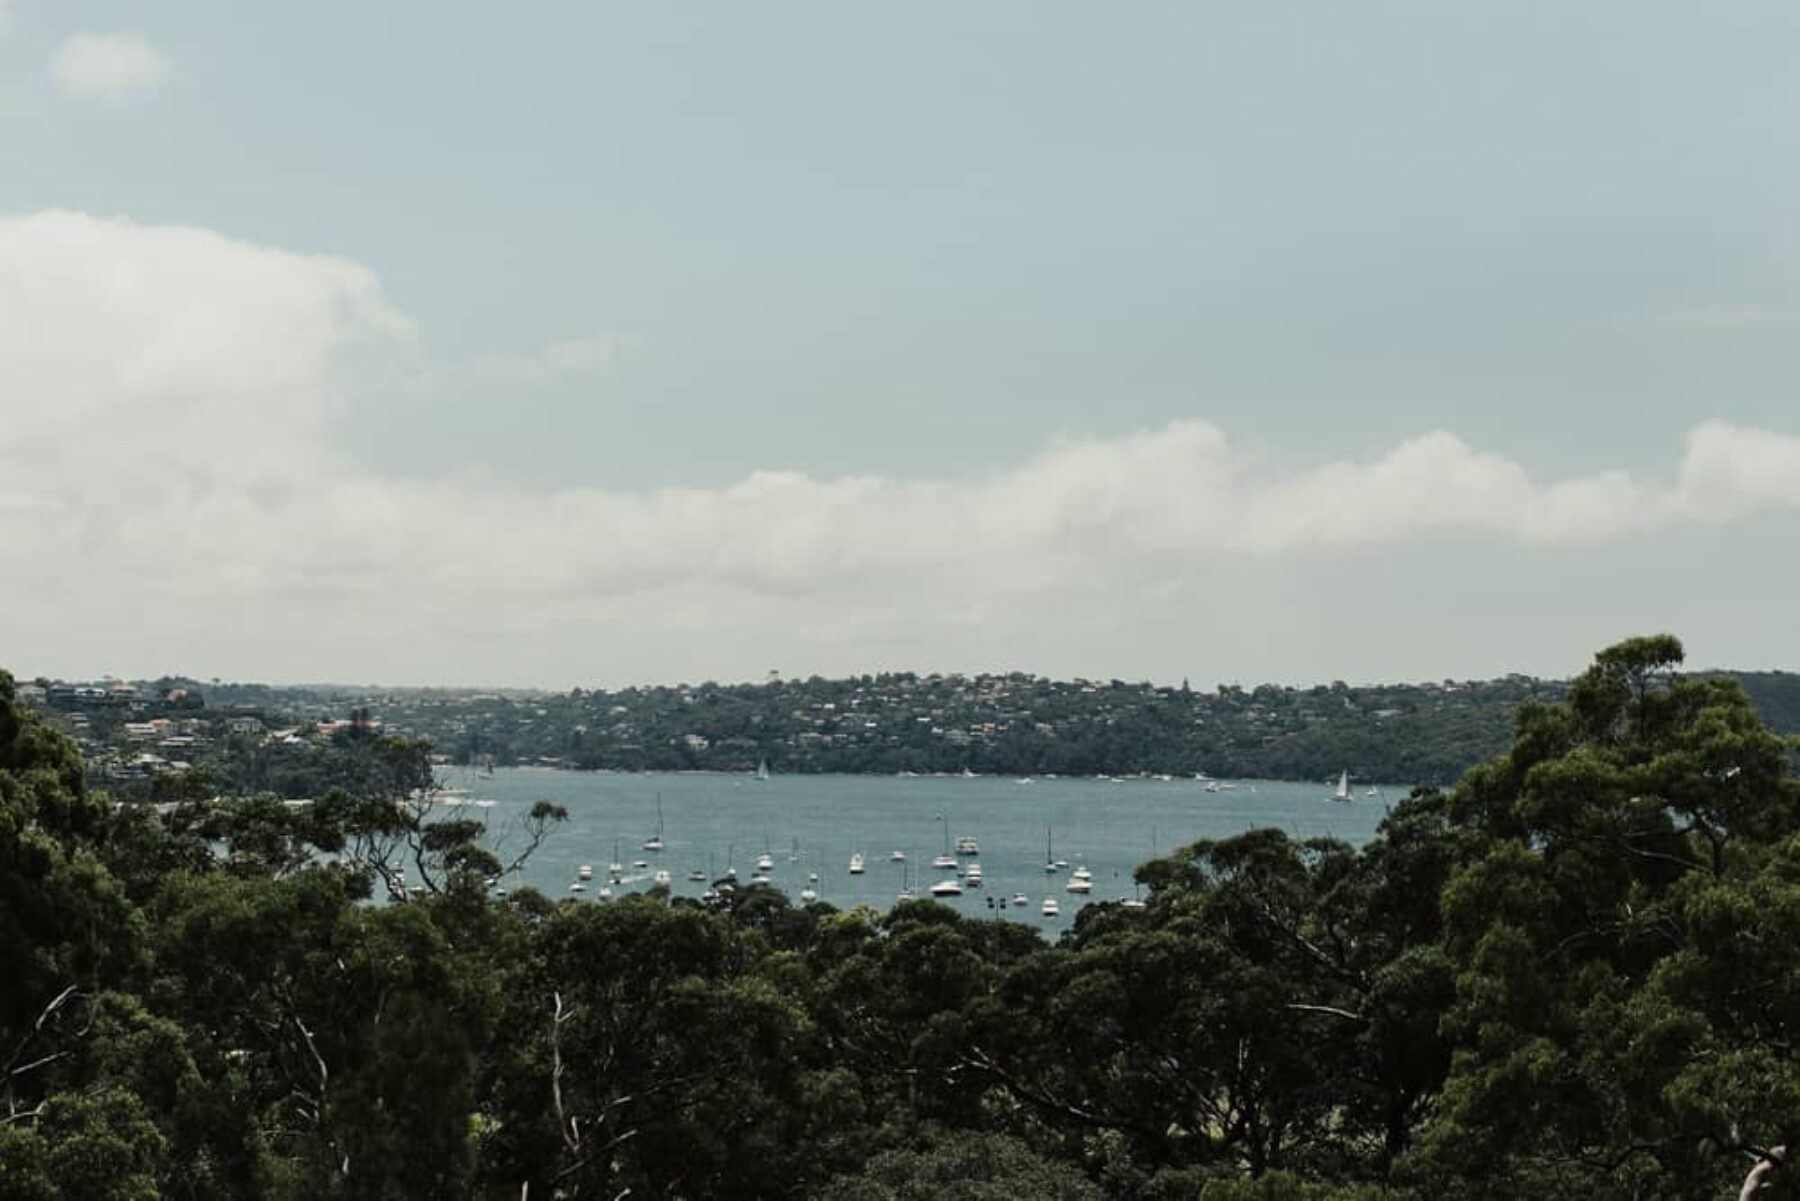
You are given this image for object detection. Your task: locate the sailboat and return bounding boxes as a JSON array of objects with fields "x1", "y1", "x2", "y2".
[
  {"x1": 848, "y1": 851, "x2": 866, "y2": 875},
  {"x1": 642, "y1": 794, "x2": 667, "y2": 850},
  {"x1": 931, "y1": 818, "x2": 957, "y2": 870},
  {"x1": 1044, "y1": 826, "x2": 1057, "y2": 874},
  {"x1": 754, "y1": 759, "x2": 770, "y2": 781},
  {"x1": 1328, "y1": 770, "x2": 1354, "y2": 804}
]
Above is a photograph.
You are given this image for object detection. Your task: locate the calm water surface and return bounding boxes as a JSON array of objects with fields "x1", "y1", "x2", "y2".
[{"x1": 453, "y1": 768, "x2": 1396, "y2": 927}]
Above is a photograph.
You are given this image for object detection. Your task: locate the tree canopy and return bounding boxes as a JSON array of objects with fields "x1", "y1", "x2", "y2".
[{"x1": 3, "y1": 636, "x2": 1799, "y2": 1198}]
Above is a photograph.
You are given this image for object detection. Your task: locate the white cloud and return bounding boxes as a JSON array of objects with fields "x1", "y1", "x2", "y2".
[
  {"x1": 48, "y1": 32, "x2": 171, "y2": 100},
  {"x1": 5, "y1": 210, "x2": 1800, "y2": 683}
]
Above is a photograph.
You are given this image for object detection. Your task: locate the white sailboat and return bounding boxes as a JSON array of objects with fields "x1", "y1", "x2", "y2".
[
  {"x1": 932, "y1": 820, "x2": 957, "y2": 870},
  {"x1": 1329, "y1": 770, "x2": 1354, "y2": 804},
  {"x1": 642, "y1": 794, "x2": 667, "y2": 851},
  {"x1": 848, "y1": 851, "x2": 865, "y2": 875},
  {"x1": 754, "y1": 759, "x2": 770, "y2": 781}
]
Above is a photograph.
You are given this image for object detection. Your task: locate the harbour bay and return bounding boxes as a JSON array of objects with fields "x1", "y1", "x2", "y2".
[{"x1": 458, "y1": 767, "x2": 1398, "y2": 925}]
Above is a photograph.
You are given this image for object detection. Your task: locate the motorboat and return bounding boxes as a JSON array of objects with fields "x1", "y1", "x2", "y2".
[
  {"x1": 577, "y1": 864, "x2": 593, "y2": 881},
  {"x1": 890, "y1": 850, "x2": 907, "y2": 862},
  {"x1": 963, "y1": 863, "x2": 983, "y2": 888},
  {"x1": 848, "y1": 852, "x2": 866, "y2": 875},
  {"x1": 1041, "y1": 897, "x2": 1060, "y2": 918},
  {"x1": 1011, "y1": 892, "x2": 1029, "y2": 907},
  {"x1": 652, "y1": 869, "x2": 671, "y2": 887},
  {"x1": 955, "y1": 835, "x2": 980, "y2": 856},
  {"x1": 929, "y1": 878, "x2": 963, "y2": 897}
]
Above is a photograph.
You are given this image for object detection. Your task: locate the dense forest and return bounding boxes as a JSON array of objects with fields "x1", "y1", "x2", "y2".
[{"x1": 6, "y1": 635, "x2": 1800, "y2": 1198}]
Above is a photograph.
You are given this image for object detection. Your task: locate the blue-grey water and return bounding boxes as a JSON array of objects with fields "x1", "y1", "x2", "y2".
[{"x1": 451, "y1": 768, "x2": 1396, "y2": 926}]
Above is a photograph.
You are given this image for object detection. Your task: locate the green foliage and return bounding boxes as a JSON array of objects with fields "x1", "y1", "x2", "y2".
[
  {"x1": 6, "y1": 639, "x2": 1800, "y2": 1198},
  {"x1": 812, "y1": 1131, "x2": 1105, "y2": 1200}
]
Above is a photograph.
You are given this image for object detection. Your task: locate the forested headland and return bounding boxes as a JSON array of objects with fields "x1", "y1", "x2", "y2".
[
  {"x1": 5, "y1": 635, "x2": 1800, "y2": 1198},
  {"x1": 39, "y1": 663, "x2": 1800, "y2": 796}
]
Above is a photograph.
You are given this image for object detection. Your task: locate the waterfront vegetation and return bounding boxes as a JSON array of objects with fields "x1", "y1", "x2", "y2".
[
  {"x1": 5, "y1": 635, "x2": 1800, "y2": 1197},
  {"x1": 36, "y1": 663, "x2": 1800, "y2": 799}
]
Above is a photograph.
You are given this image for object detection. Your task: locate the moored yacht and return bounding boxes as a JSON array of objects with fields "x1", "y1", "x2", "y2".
[
  {"x1": 642, "y1": 794, "x2": 667, "y2": 851},
  {"x1": 1041, "y1": 897, "x2": 1060, "y2": 918}
]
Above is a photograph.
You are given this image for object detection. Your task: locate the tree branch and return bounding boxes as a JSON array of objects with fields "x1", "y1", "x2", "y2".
[{"x1": 1743, "y1": 1145, "x2": 1786, "y2": 1200}]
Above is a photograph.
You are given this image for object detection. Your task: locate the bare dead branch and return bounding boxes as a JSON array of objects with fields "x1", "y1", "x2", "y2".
[
  {"x1": 1284, "y1": 1003, "x2": 1368, "y2": 1023},
  {"x1": 1743, "y1": 1145, "x2": 1786, "y2": 1200}
]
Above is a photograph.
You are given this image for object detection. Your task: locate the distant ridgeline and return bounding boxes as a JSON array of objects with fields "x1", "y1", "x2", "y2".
[{"x1": 32, "y1": 667, "x2": 1800, "y2": 790}]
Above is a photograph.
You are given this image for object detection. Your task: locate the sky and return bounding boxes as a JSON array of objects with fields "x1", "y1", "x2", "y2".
[{"x1": 4, "y1": 2, "x2": 1800, "y2": 688}]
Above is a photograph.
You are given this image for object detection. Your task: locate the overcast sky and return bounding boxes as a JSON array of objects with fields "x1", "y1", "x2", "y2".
[{"x1": 4, "y1": 2, "x2": 1800, "y2": 688}]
